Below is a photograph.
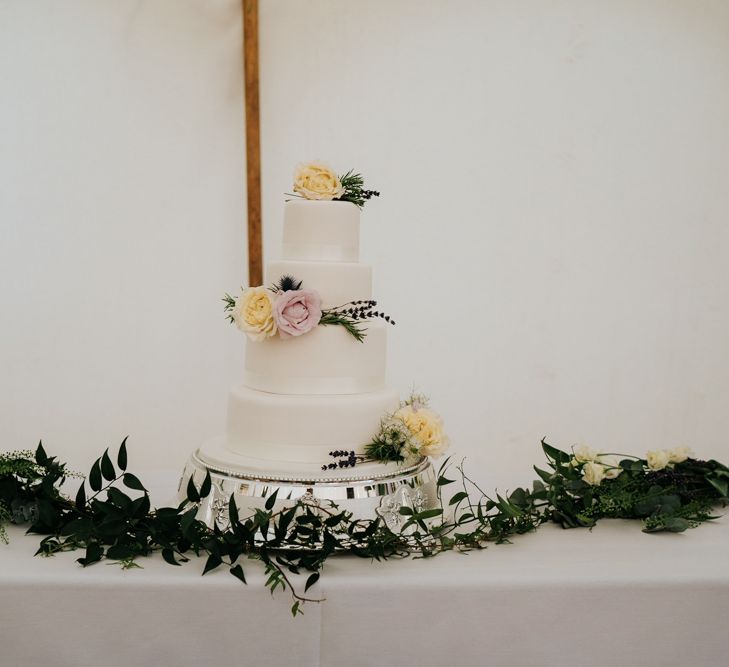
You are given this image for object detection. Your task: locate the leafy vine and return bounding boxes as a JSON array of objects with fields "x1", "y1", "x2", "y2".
[{"x1": 1, "y1": 440, "x2": 727, "y2": 617}]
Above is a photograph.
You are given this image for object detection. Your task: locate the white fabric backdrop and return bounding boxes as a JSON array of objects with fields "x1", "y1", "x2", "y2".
[{"x1": 1, "y1": 1, "x2": 729, "y2": 479}]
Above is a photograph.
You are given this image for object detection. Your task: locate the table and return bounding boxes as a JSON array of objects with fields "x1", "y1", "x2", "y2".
[{"x1": 1, "y1": 472, "x2": 728, "y2": 667}]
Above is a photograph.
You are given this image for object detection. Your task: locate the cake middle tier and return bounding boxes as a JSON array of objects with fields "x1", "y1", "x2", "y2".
[
  {"x1": 266, "y1": 259, "x2": 372, "y2": 309},
  {"x1": 244, "y1": 321, "x2": 388, "y2": 395}
]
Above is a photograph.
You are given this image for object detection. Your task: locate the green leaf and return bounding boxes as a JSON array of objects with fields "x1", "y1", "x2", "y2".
[
  {"x1": 229, "y1": 495, "x2": 239, "y2": 525},
  {"x1": 496, "y1": 494, "x2": 522, "y2": 518},
  {"x1": 107, "y1": 487, "x2": 132, "y2": 511},
  {"x1": 203, "y1": 554, "x2": 222, "y2": 575},
  {"x1": 106, "y1": 545, "x2": 134, "y2": 561},
  {"x1": 449, "y1": 491, "x2": 469, "y2": 506},
  {"x1": 437, "y1": 475, "x2": 455, "y2": 487},
  {"x1": 35, "y1": 442, "x2": 49, "y2": 466},
  {"x1": 180, "y1": 507, "x2": 198, "y2": 537},
  {"x1": 75, "y1": 481, "x2": 86, "y2": 510},
  {"x1": 199, "y1": 471, "x2": 212, "y2": 499},
  {"x1": 186, "y1": 477, "x2": 200, "y2": 503},
  {"x1": 413, "y1": 508, "x2": 443, "y2": 521},
  {"x1": 89, "y1": 460, "x2": 102, "y2": 492},
  {"x1": 101, "y1": 449, "x2": 116, "y2": 481},
  {"x1": 305, "y1": 572, "x2": 319, "y2": 592},
  {"x1": 117, "y1": 437, "x2": 128, "y2": 471},
  {"x1": 265, "y1": 489, "x2": 279, "y2": 510},
  {"x1": 230, "y1": 564, "x2": 247, "y2": 584},
  {"x1": 398, "y1": 506, "x2": 413, "y2": 515},
  {"x1": 541, "y1": 440, "x2": 570, "y2": 464},
  {"x1": 291, "y1": 601, "x2": 301, "y2": 617},
  {"x1": 161, "y1": 548, "x2": 181, "y2": 566},
  {"x1": 533, "y1": 466, "x2": 553, "y2": 483},
  {"x1": 123, "y1": 473, "x2": 147, "y2": 492},
  {"x1": 77, "y1": 542, "x2": 103, "y2": 567},
  {"x1": 664, "y1": 517, "x2": 691, "y2": 532},
  {"x1": 707, "y1": 477, "x2": 728, "y2": 498}
]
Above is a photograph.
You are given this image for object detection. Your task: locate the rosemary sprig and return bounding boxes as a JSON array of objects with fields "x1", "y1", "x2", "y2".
[
  {"x1": 337, "y1": 170, "x2": 380, "y2": 208},
  {"x1": 222, "y1": 293, "x2": 236, "y2": 323},
  {"x1": 319, "y1": 312, "x2": 367, "y2": 343}
]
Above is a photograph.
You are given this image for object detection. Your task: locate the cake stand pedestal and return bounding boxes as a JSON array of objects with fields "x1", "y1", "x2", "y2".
[{"x1": 178, "y1": 448, "x2": 439, "y2": 534}]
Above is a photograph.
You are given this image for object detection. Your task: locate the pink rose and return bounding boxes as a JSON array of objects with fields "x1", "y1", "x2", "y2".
[{"x1": 273, "y1": 289, "x2": 322, "y2": 338}]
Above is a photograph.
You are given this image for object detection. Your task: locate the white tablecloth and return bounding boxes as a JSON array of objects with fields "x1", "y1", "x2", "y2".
[{"x1": 1, "y1": 472, "x2": 728, "y2": 667}]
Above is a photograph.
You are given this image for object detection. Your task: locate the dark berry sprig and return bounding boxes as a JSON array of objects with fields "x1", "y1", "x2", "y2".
[
  {"x1": 323, "y1": 300, "x2": 396, "y2": 326},
  {"x1": 321, "y1": 450, "x2": 363, "y2": 471}
]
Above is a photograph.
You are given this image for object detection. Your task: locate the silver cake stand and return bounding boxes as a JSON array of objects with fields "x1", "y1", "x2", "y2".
[{"x1": 178, "y1": 446, "x2": 439, "y2": 535}]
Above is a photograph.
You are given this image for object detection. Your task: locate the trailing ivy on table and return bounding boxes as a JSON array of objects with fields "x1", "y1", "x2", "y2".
[{"x1": 0, "y1": 439, "x2": 727, "y2": 617}]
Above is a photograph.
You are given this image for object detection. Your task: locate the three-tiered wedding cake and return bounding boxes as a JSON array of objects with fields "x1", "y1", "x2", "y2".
[{"x1": 197, "y1": 163, "x2": 448, "y2": 482}]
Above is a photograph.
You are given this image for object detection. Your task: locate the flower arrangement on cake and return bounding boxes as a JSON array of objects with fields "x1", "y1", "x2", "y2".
[
  {"x1": 223, "y1": 274, "x2": 395, "y2": 343},
  {"x1": 322, "y1": 393, "x2": 450, "y2": 470},
  {"x1": 289, "y1": 161, "x2": 380, "y2": 208}
]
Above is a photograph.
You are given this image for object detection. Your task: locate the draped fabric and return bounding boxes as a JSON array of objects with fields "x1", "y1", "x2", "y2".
[{"x1": 1, "y1": 473, "x2": 728, "y2": 667}]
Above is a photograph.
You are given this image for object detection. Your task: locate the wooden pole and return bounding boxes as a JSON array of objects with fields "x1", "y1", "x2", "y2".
[{"x1": 243, "y1": 0, "x2": 262, "y2": 286}]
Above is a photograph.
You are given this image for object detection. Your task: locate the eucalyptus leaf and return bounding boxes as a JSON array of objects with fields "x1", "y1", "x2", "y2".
[{"x1": 707, "y1": 477, "x2": 728, "y2": 498}]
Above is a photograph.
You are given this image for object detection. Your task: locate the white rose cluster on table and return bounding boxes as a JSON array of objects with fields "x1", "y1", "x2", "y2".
[{"x1": 570, "y1": 444, "x2": 695, "y2": 486}]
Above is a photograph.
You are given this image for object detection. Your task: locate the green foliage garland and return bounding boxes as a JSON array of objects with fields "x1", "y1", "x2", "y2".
[{"x1": 1, "y1": 439, "x2": 727, "y2": 617}]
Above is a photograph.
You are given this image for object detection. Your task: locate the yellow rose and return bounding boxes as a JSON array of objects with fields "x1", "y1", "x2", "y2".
[
  {"x1": 646, "y1": 449, "x2": 671, "y2": 471},
  {"x1": 233, "y1": 286, "x2": 277, "y2": 341},
  {"x1": 395, "y1": 406, "x2": 449, "y2": 458},
  {"x1": 293, "y1": 162, "x2": 344, "y2": 201}
]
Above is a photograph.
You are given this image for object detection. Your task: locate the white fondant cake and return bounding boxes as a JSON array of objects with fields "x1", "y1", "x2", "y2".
[{"x1": 205, "y1": 198, "x2": 401, "y2": 475}]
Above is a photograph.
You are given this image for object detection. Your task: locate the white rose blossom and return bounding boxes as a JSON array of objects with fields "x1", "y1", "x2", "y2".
[
  {"x1": 572, "y1": 444, "x2": 599, "y2": 464},
  {"x1": 668, "y1": 446, "x2": 693, "y2": 464},
  {"x1": 582, "y1": 461, "x2": 606, "y2": 486},
  {"x1": 646, "y1": 449, "x2": 671, "y2": 471},
  {"x1": 598, "y1": 455, "x2": 623, "y2": 479}
]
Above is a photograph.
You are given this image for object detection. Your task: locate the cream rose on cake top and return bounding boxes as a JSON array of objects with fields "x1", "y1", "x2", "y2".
[
  {"x1": 290, "y1": 161, "x2": 380, "y2": 208},
  {"x1": 293, "y1": 162, "x2": 344, "y2": 201}
]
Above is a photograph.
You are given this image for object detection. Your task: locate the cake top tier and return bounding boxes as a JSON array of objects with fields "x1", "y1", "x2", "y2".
[{"x1": 282, "y1": 200, "x2": 360, "y2": 263}]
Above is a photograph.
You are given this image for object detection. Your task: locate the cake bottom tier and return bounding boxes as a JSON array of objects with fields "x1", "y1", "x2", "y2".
[
  {"x1": 198, "y1": 436, "x2": 419, "y2": 480},
  {"x1": 225, "y1": 384, "x2": 400, "y2": 466}
]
